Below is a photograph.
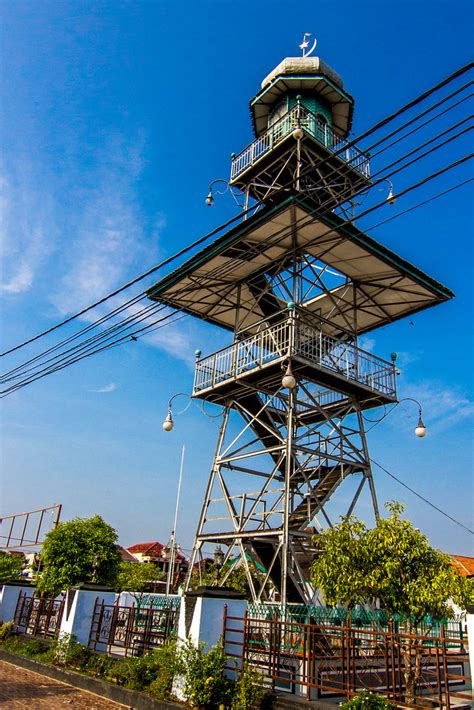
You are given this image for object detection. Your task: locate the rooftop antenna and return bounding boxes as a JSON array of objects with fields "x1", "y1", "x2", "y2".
[{"x1": 299, "y1": 32, "x2": 317, "y2": 58}]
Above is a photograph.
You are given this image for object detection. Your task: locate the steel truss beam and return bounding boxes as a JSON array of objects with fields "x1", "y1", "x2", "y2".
[{"x1": 185, "y1": 379, "x2": 377, "y2": 604}]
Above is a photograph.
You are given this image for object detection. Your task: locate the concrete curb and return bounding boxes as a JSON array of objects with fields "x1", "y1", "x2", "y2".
[{"x1": 0, "y1": 649, "x2": 184, "y2": 710}]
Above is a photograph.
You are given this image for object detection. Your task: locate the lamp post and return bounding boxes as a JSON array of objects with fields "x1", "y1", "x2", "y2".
[
  {"x1": 213, "y1": 545, "x2": 224, "y2": 583},
  {"x1": 382, "y1": 178, "x2": 396, "y2": 205},
  {"x1": 162, "y1": 393, "x2": 191, "y2": 432},
  {"x1": 205, "y1": 179, "x2": 244, "y2": 208},
  {"x1": 400, "y1": 397, "x2": 427, "y2": 437}
]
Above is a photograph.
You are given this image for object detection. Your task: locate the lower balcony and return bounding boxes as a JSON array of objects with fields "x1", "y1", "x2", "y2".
[{"x1": 193, "y1": 317, "x2": 396, "y2": 405}]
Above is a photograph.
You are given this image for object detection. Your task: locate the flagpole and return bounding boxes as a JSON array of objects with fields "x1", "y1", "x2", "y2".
[{"x1": 166, "y1": 444, "x2": 185, "y2": 595}]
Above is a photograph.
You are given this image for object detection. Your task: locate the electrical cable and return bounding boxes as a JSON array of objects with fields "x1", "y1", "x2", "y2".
[
  {"x1": 371, "y1": 458, "x2": 474, "y2": 535},
  {"x1": 2, "y1": 168, "x2": 471, "y2": 396},
  {"x1": 3, "y1": 144, "x2": 473, "y2": 392},
  {"x1": 2, "y1": 63, "x2": 472, "y2": 359},
  {"x1": 1, "y1": 311, "x2": 188, "y2": 396},
  {"x1": 2, "y1": 72, "x2": 472, "y2": 390},
  {"x1": 4, "y1": 81, "x2": 472, "y2": 375}
]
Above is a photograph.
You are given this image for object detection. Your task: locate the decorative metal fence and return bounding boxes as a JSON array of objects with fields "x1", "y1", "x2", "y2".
[
  {"x1": 89, "y1": 598, "x2": 180, "y2": 656},
  {"x1": 246, "y1": 604, "x2": 464, "y2": 644},
  {"x1": 194, "y1": 316, "x2": 396, "y2": 399},
  {"x1": 14, "y1": 591, "x2": 64, "y2": 638},
  {"x1": 224, "y1": 609, "x2": 470, "y2": 708},
  {"x1": 230, "y1": 104, "x2": 371, "y2": 180}
]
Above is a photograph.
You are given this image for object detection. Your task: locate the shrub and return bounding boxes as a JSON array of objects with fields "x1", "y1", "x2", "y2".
[
  {"x1": 177, "y1": 638, "x2": 234, "y2": 708},
  {"x1": 147, "y1": 642, "x2": 179, "y2": 700},
  {"x1": 85, "y1": 652, "x2": 117, "y2": 679},
  {"x1": 231, "y1": 663, "x2": 267, "y2": 710},
  {"x1": 20, "y1": 638, "x2": 51, "y2": 659},
  {"x1": 111, "y1": 650, "x2": 169, "y2": 691},
  {"x1": 341, "y1": 691, "x2": 393, "y2": 709},
  {"x1": 0, "y1": 634, "x2": 53, "y2": 662},
  {"x1": 0, "y1": 621, "x2": 15, "y2": 641},
  {"x1": 52, "y1": 633, "x2": 91, "y2": 670}
]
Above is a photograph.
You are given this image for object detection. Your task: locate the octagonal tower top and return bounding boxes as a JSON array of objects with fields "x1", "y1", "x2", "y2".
[{"x1": 250, "y1": 38, "x2": 355, "y2": 139}]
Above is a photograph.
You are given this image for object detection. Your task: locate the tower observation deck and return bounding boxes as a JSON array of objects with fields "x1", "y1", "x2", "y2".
[{"x1": 148, "y1": 45, "x2": 453, "y2": 604}]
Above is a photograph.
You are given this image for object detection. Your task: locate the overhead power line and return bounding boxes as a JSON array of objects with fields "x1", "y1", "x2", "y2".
[
  {"x1": 1, "y1": 165, "x2": 471, "y2": 397},
  {"x1": 1, "y1": 136, "x2": 472, "y2": 394},
  {"x1": 7, "y1": 111, "x2": 471, "y2": 387},
  {"x1": 371, "y1": 458, "x2": 474, "y2": 535},
  {"x1": 2, "y1": 62, "x2": 472, "y2": 360}
]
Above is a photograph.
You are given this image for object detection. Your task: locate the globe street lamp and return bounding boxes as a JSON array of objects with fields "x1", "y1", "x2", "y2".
[{"x1": 204, "y1": 179, "x2": 244, "y2": 208}]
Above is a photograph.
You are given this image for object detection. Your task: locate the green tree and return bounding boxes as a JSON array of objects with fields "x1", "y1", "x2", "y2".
[
  {"x1": 0, "y1": 552, "x2": 23, "y2": 584},
  {"x1": 36, "y1": 515, "x2": 121, "y2": 596},
  {"x1": 115, "y1": 561, "x2": 165, "y2": 605},
  {"x1": 189, "y1": 560, "x2": 263, "y2": 600},
  {"x1": 311, "y1": 502, "x2": 472, "y2": 705}
]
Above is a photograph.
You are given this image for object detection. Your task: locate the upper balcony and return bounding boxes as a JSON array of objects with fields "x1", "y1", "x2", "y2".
[
  {"x1": 193, "y1": 315, "x2": 396, "y2": 408},
  {"x1": 230, "y1": 104, "x2": 371, "y2": 183}
]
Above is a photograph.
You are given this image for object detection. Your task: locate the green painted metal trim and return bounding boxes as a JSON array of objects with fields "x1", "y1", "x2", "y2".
[
  {"x1": 292, "y1": 195, "x2": 455, "y2": 300},
  {"x1": 249, "y1": 74, "x2": 355, "y2": 136},
  {"x1": 147, "y1": 195, "x2": 454, "y2": 313},
  {"x1": 147, "y1": 197, "x2": 298, "y2": 301}
]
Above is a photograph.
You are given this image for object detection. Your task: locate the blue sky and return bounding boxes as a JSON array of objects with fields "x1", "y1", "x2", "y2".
[{"x1": 0, "y1": 0, "x2": 473, "y2": 557}]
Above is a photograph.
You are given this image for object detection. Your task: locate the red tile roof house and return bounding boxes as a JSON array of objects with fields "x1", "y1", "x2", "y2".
[
  {"x1": 450, "y1": 555, "x2": 474, "y2": 578},
  {"x1": 125, "y1": 542, "x2": 187, "y2": 593},
  {"x1": 126, "y1": 542, "x2": 187, "y2": 570}
]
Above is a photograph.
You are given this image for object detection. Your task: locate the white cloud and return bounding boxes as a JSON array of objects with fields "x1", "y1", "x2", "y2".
[
  {"x1": 88, "y1": 383, "x2": 118, "y2": 393},
  {"x1": 396, "y1": 379, "x2": 474, "y2": 433},
  {"x1": 0, "y1": 174, "x2": 55, "y2": 296},
  {"x1": 50, "y1": 133, "x2": 162, "y2": 315},
  {"x1": 359, "y1": 336, "x2": 375, "y2": 352}
]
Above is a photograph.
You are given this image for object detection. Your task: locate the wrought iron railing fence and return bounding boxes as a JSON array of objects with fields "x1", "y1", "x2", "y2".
[
  {"x1": 88, "y1": 598, "x2": 180, "y2": 656},
  {"x1": 193, "y1": 317, "x2": 396, "y2": 400},
  {"x1": 14, "y1": 591, "x2": 64, "y2": 638},
  {"x1": 223, "y1": 609, "x2": 470, "y2": 708},
  {"x1": 230, "y1": 104, "x2": 371, "y2": 181}
]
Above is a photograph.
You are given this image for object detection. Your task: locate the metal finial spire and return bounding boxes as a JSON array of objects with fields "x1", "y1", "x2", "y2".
[{"x1": 299, "y1": 32, "x2": 317, "y2": 58}]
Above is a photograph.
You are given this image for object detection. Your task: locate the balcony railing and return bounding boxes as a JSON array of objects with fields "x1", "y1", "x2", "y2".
[
  {"x1": 230, "y1": 105, "x2": 371, "y2": 181},
  {"x1": 193, "y1": 317, "x2": 396, "y2": 400}
]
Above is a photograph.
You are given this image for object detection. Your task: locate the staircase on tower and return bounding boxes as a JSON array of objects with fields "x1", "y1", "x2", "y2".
[{"x1": 148, "y1": 47, "x2": 453, "y2": 605}]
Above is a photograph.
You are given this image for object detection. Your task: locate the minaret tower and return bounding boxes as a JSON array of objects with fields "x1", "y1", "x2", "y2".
[{"x1": 149, "y1": 38, "x2": 453, "y2": 604}]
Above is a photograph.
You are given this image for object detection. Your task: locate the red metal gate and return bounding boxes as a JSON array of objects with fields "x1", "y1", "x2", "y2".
[
  {"x1": 14, "y1": 591, "x2": 64, "y2": 638},
  {"x1": 223, "y1": 609, "x2": 471, "y2": 708}
]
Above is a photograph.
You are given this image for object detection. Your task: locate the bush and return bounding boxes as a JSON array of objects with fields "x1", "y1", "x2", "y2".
[
  {"x1": 0, "y1": 621, "x2": 15, "y2": 641},
  {"x1": 341, "y1": 691, "x2": 393, "y2": 709},
  {"x1": 20, "y1": 638, "x2": 51, "y2": 659},
  {"x1": 231, "y1": 663, "x2": 267, "y2": 710},
  {"x1": 85, "y1": 652, "x2": 117, "y2": 679},
  {"x1": 0, "y1": 633, "x2": 53, "y2": 662},
  {"x1": 147, "y1": 642, "x2": 179, "y2": 700},
  {"x1": 177, "y1": 638, "x2": 234, "y2": 708},
  {"x1": 110, "y1": 648, "x2": 169, "y2": 691},
  {"x1": 52, "y1": 634, "x2": 91, "y2": 670}
]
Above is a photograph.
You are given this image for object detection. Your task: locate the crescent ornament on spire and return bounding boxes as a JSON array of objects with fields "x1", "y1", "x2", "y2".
[{"x1": 299, "y1": 32, "x2": 317, "y2": 58}]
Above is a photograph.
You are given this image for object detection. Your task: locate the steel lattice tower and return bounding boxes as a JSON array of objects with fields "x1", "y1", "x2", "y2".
[{"x1": 148, "y1": 49, "x2": 453, "y2": 604}]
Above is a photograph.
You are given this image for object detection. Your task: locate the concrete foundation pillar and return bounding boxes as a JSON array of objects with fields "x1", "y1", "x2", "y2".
[
  {"x1": 0, "y1": 582, "x2": 36, "y2": 623},
  {"x1": 465, "y1": 608, "x2": 474, "y2": 699},
  {"x1": 59, "y1": 583, "x2": 115, "y2": 649},
  {"x1": 174, "y1": 586, "x2": 248, "y2": 699}
]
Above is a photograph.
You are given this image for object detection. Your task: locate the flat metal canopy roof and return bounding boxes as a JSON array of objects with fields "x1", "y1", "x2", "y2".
[{"x1": 148, "y1": 196, "x2": 453, "y2": 336}]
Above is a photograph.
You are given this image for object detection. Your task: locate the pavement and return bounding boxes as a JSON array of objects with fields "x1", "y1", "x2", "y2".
[{"x1": 0, "y1": 660, "x2": 125, "y2": 708}]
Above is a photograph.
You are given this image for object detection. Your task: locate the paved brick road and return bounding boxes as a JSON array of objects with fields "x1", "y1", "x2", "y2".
[{"x1": 0, "y1": 660, "x2": 125, "y2": 708}]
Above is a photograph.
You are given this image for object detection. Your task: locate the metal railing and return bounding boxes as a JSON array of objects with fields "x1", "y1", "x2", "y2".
[
  {"x1": 88, "y1": 598, "x2": 179, "y2": 656},
  {"x1": 230, "y1": 104, "x2": 371, "y2": 180},
  {"x1": 193, "y1": 317, "x2": 396, "y2": 400},
  {"x1": 14, "y1": 591, "x2": 64, "y2": 639},
  {"x1": 223, "y1": 609, "x2": 470, "y2": 707}
]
